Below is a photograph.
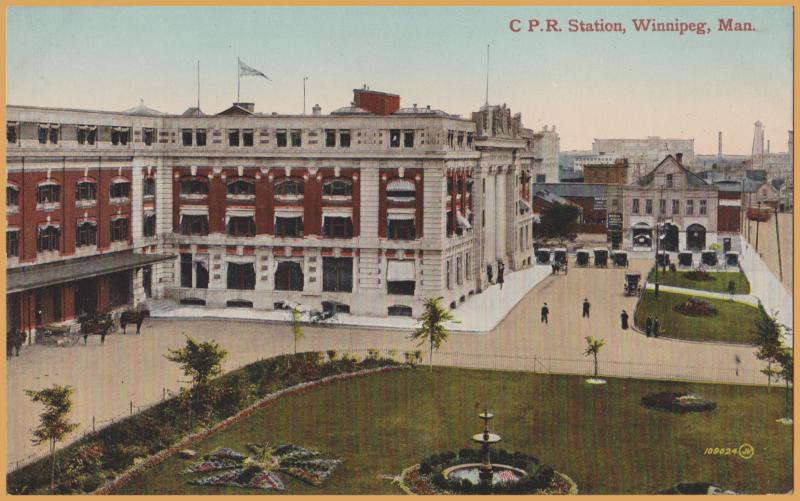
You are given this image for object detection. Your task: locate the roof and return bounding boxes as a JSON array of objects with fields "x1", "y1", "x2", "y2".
[
  {"x1": 121, "y1": 100, "x2": 165, "y2": 117},
  {"x1": 533, "y1": 189, "x2": 580, "y2": 206},
  {"x1": 182, "y1": 106, "x2": 206, "y2": 117},
  {"x1": 7, "y1": 251, "x2": 175, "y2": 294},
  {"x1": 715, "y1": 179, "x2": 763, "y2": 193},
  {"x1": 530, "y1": 183, "x2": 607, "y2": 198},
  {"x1": 393, "y1": 106, "x2": 449, "y2": 117},
  {"x1": 331, "y1": 106, "x2": 373, "y2": 115},
  {"x1": 637, "y1": 155, "x2": 709, "y2": 187},
  {"x1": 217, "y1": 104, "x2": 254, "y2": 116},
  {"x1": 745, "y1": 169, "x2": 767, "y2": 181}
]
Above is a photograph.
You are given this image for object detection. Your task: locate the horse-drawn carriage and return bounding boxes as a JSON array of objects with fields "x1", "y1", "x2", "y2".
[
  {"x1": 593, "y1": 248, "x2": 609, "y2": 268},
  {"x1": 611, "y1": 250, "x2": 629, "y2": 268},
  {"x1": 624, "y1": 272, "x2": 642, "y2": 296},
  {"x1": 79, "y1": 312, "x2": 116, "y2": 339},
  {"x1": 553, "y1": 248, "x2": 568, "y2": 265},
  {"x1": 36, "y1": 323, "x2": 80, "y2": 347},
  {"x1": 701, "y1": 250, "x2": 718, "y2": 267},
  {"x1": 535, "y1": 248, "x2": 552, "y2": 265},
  {"x1": 656, "y1": 251, "x2": 670, "y2": 268},
  {"x1": 576, "y1": 249, "x2": 590, "y2": 267}
]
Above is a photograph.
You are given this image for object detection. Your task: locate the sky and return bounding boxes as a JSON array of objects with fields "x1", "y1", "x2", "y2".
[{"x1": 6, "y1": 6, "x2": 793, "y2": 154}]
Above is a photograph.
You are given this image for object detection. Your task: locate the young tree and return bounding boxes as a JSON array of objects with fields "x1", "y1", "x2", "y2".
[
  {"x1": 291, "y1": 308, "x2": 304, "y2": 355},
  {"x1": 165, "y1": 336, "x2": 228, "y2": 424},
  {"x1": 25, "y1": 384, "x2": 79, "y2": 492},
  {"x1": 775, "y1": 346, "x2": 793, "y2": 419},
  {"x1": 540, "y1": 202, "x2": 581, "y2": 245},
  {"x1": 410, "y1": 297, "x2": 457, "y2": 373},
  {"x1": 752, "y1": 302, "x2": 784, "y2": 390},
  {"x1": 583, "y1": 336, "x2": 606, "y2": 378}
]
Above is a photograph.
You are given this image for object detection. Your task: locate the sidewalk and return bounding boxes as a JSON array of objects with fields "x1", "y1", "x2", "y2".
[
  {"x1": 151, "y1": 264, "x2": 553, "y2": 333},
  {"x1": 644, "y1": 283, "x2": 759, "y2": 306}
]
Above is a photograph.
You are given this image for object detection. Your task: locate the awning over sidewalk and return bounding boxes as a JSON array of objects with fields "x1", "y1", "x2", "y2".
[{"x1": 7, "y1": 251, "x2": 175, "y2": 294}]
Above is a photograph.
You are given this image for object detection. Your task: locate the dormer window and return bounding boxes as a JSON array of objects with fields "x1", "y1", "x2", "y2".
[
  {"x1": 322, "y1": 178, "x2": 353, "y2": 198},
  {"x1": 386, "y1": 178, "x2": 416, "y2": 202},
  {"x1": 274, "y1": 178, "x2": 304, "y2": 198},
  {"x1": 227, "y1": 178, "x2": 255, "y2": 198}
]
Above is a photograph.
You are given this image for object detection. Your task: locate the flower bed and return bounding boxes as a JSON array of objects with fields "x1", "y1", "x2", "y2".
[
  {"x1": 685, "y1": 270, "x2": 713, "y2": 281},
  {"x1": 673, "y1": 298, "x2": 718, "y2": 317},
  {"x1": 641, "y1": 392, "x2": 717, "y2": 414},
  {"x1": 399, "y1": 448, "x2": 576, "y2": 495},
  {"x1": 659, "y1": 482, "x2": 737, "y2": 494},
  {"x1": 7, "y1": 352, "x2": 406, "y2": 495}
]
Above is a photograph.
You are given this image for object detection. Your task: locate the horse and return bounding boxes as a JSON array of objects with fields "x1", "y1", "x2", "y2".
[{"x1": 120, "y1": 309, "x2": 150, "y2": 334}]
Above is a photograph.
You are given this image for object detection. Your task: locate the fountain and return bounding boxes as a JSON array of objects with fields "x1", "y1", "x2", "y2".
[{"x1": 441, "y1": 408, "x2": 528, "y2": 488}]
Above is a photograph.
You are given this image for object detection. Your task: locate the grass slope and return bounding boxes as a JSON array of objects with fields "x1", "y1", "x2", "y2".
[{"x1": 119, "y1": 367, "x2": 792, "y2": 495}]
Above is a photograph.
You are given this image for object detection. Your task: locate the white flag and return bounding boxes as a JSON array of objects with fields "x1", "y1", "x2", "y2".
[{"x1": 239, "y1": 58, "x2": 270, "y2": 81}]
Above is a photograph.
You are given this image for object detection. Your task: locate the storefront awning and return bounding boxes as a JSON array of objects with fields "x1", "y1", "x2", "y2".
[{"x1": 7, "y1": 251, "x2": 174, "y2": 294}]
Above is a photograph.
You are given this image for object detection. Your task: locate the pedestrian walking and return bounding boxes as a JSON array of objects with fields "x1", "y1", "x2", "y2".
[
  {"x1": 540, "y1": 303, "x2": 549, "y2": 324},
  {"x1": 645, "y1": 316, "x2": 653, "y2": 337},
  {"x1": 551, "y1": 263, "x2": 556, "y2": 275},
  {"x1": 582, "y1": 298, "x2": 590, "y2": 318},
  {"x1": 621, "y1": 310, "x2": 629, "y2": 330},
  {"x1": 564, "y1": 262, "x2": 568, "y2": 275},
  {"x1": 83, "y1": 332, "x2": 89, "y2": 345},
  {"x1": 497, "y1": 261, "x2": 505, "y2": 290},
  {"x1": 653, "y1": 317, "x2": 660, "y2": 338},
  {"x1": 100, "y1": 329, "x2": 107, "y2": 345}
]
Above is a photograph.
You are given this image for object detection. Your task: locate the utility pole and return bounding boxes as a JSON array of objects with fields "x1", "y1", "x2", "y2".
[
  {"x1": 303, "y1": 76, "x2": 308, "y2": 114},
  {"x1": 485, "y1": 44, "x2": 490, "y2": 105},
  {"x1": 654, "y1": 185, "x2": 663, "y2": 299},
  {"x1": 774, "y1": 205, "x2": 783, "y2": 282},
  {"x1": 755, "y1": 201, "x2": 762, "y2": 252}
]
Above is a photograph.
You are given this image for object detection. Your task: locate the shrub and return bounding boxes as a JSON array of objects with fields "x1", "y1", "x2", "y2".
[
  {"x1": 419, "y1": 462, "x2": 432, "y2": 475},
  {"x1": 367, "y1": 348, "x2": 380, "y2": 360},
  {"x1": 674, "y1": 298, "x2": 717, "y2": 317},
  {"x1": 685, "y1": 270, "x2": 713, "y2": 281},
  {"x1": 387, "y1": 349, "x2": 397, "y2": 361},
  {"x1": 641, "y1": 392, "x2": 717, "y2": 413},
  {"x1": 326, "y1": 350, "x2": 338, "y2": 362}
]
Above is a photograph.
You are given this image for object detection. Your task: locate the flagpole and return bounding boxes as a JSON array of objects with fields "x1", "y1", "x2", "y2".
[
  {"x1": 237, "y1": 57, "x2": 241, "y2": 103},
  {"x1": 197, "y1": 60, "x2": 200, "y2": 110}
]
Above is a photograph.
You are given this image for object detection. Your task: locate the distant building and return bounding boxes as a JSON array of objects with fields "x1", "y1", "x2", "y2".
[
  {"x1": 523, "y1": 125, "x2": 559, "y2": 183},
  {"x1": 572, "y1": 153, "x2": 614, "y2": 172},
  {"x1": 583, "y1": 158, "x2": 629, "y2": 185},
  {"x1": 530, "y1": 183, "x2": 608, "y2": 235},
  {"x1": 593, "y1": 136, "x2": 695, "y2": 182}
]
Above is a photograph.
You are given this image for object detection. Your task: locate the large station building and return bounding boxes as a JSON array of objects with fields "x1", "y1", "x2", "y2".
[{"x1": 5, "y1": 88, "x2": 553, "y2": 334}]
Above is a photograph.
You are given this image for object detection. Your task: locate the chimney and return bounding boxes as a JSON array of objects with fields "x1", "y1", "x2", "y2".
[
  {"x1": 312, "y1": 104, "x2": 321, "y2": 115},
  {"x1": 353, "y1": 88, "x2": 400, "y2": 115},
  {"x1": 675, "y1": 153, "x2": 683, "y2": 164}
]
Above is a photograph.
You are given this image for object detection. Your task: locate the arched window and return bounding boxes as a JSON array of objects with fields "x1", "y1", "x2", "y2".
[
  {"x1": 37, "y1": 180, "x2": 61, "y2": 204},
  {"x1": 274, "y1": 178, "x2": 304, "y2": 197},
  {"x1": 322, "y1": 178, "x2": 353, "y2": 197},
  {"x1": 37, "y1": 225, "x2": 60, "y2": 252},
  {"x1": 75, "y1": 221, "x2": 97, "y2": 247},
  {"x1": 75, "y1": 178, "x2": 97, "y2": 202},
  {"x1": 180, "y1": 177, "x2": 209, "y2": 196},
  {"x1": 227, "y1": 178, "x2": 255, "y2": 196},
  {"x1": 110, "y1": 178, "x2": 131, "y2": 200},
  {"x1": 386, "y1": 178, "x2": 416, "y2": 202}
]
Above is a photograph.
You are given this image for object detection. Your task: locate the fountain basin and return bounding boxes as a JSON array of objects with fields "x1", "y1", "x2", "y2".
[
  {"x1": 471, "y1": 432, "x2": 501, "y2": 444},
  {"x1": 442, "y1": 463, "x2": 528, "y2": 486}
]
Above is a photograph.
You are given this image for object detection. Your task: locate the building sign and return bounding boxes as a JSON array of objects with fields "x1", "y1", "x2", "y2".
[{"x1": 607, "y1": 212, "x2": 622, "y2": 230}]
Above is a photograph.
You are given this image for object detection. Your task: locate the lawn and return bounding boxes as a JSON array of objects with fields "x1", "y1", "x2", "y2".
[
  {"x1": 647, "y1": 268, "x2": 751, "y2": 294},
  {"x1": 634, "y1": 290, "x2": 760, "y2": 344},
  {"x1": 118, "y1": 367, "x2": 792, "y2": 495}
]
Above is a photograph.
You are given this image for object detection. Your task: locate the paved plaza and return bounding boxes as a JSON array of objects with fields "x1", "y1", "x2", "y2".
[{"x1": 7, "y1": 258, "x2": 773, "y2": 469}]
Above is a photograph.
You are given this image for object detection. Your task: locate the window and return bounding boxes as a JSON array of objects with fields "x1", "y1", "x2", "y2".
[
  {"x1": 49, "y1": 127, "x2": 59, "y2": 144},
  {"x1": 110, "y1": 218, "x2": 128, "y2": 242},
  {"x1": 143, "y1": 178, "x2": 156, "y2": 197},
  {"x1": 325, "y1": 129, "x2": 336, "y2": 147},
  {"x1": 467, "y1": 132, "x2": 473, "y2": 147},
  {"x1": 182, "y1": 129, "x2": 193, "y2": 146},
  {"x1": 243, "y1": 129, "x2": 254, "y2": 147},
  {"x1": 447, "y1": 131, "x2": 454, "y2": 147},
  {"x1": 77, "y1": 126, "x2": 96, "y2": 145},
  {"x1": 645, "y1": 199, "x2": 653, "y2": 215},
  {"x1": 290, "y1": 129, "x2": 302, "y2": 147},
  {"x1": 389, "y1": 129, "x2": 401, "y2": 147},
  {"x1": 322, "y1": 178, "x2": 352, "y2": 197},
  {"x1": 666, "y1": 174, "x2": 674, "y2": 188},
  {"x1": 456, "y1": 256, "x2": 463, "y2": 285},
  {"x1": 632, "y1": 199, "x2": 640, "y2": 214},
  {"x1": 227, "y1": 216, "x2": 255, "y2": 237},
  {"x1": 276, "y1": 129, "x2": 287, "y2": 147},
  {"x1": 339, "y1": 129, "x2": 351, "y2": 147},
  {"x1": 6, "y1": 230, "x2": 18, "y2": 257},
  {"x1": 388, "y1": 305, "x2": 412, "y2": 317},
  {"x1": 659, "y1": 199, "x2": 666, "y2": 214},
  {"x1": 75, "y1": 181, "x2": 97, "y2": 202},
  {"x1": 142, "y1": 128, "x2": 154, "y2": 146},
  {"x1": 196, "y1": 260, "x2": 209, "y2": 289},
  {"x1": 111, "y1": 127, "x2": 129, "y2": 145},
  {"x1": 37, "y1": 226, "x2": 60, "y2": 252},
  {"x1": 7, "y1": 186, "x2": 19, "y2": 207},
  {"x1": 465, "y1": 252, "x2": 471, "y2": 279},
  {"x1": 180, "y1": 254, "x2": 193, "y2": 288},
  {"x1": 180, "y1": 215, "x2": 209, "y2": 236},
  {"x1": 75, "y1": 222, "x2": 97, "y2": 247},
  {"x1": 274, "y1": 178, "x2": 304, "y2": 197},
  {"x1": 196, "y1": 129, "x2": 207, "y2": 146},
  {"x1": 275, "y1": 216, "x2": 303, "y2": 237},
  {"x1": 274, "y1": 261, "x2": 304, "y2": 291},
  {"x1": 386, "y1": 178, "x2": 415, "y2": 202},
  {"x1": 143, "y1": 214, "x2": 156, "y2": 237},
  {"x1": 227, "y1": 262, "x2": 256, "y2": 290},
  {"x1": 322, "y1": 257, "x2": 352, "y2": 292},
  {"x1": 536, "y1": 174, "x2": 546, "y2": 183},
  {"x1": 387, "y1": 217, "x2": 415, "y2": 240},
  {"x1": 611, "y1": 198, "x2": 619, "y2": 211},
  {"x1": 38, "y1": 125, "x2": 47, "y2": 144},
  {"x1": 672, "y1": 199, "x2": 680, "y2": 215},
  {"x1": 180, "y1": 178, "x2": 208, "y2": 196},
  {"x1": 110, "y1": 180, "x2": 130, "y2": 200},
  {"x1": 446, "y1": 260, "x2": 452, "y2": 289},
  {"x1": 403, "y1": 130, "x2": 414, "y2": 147},
  {"x1": 686, "y1": 199, "x2": 694, "y2": 215},
  {"x1": 457, "y1": 132, "x2": 464, "y2": 147},
  {"x1": 322, "y1": 216, "x2": 353, "y2": 239},
  {"x1": 699, "y1": 199, "x2": 707, "y2": 215},
  {"x1": 228, "y1": 129, "x2": 240, "y2": 146},
  {"x1": 37, "y1": 183, "x2": 60, "y2": 204},
  {"x1": 227, "y1": 179, "x2": 255, "y2": 196},
  {"x1": 6, "y1": 123, "x2": 17, "y2": 143}
]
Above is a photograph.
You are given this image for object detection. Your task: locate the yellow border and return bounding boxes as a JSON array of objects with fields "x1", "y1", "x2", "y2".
[{"x1": 0, "y1": 2, "x2": 796, "y2": 501}]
